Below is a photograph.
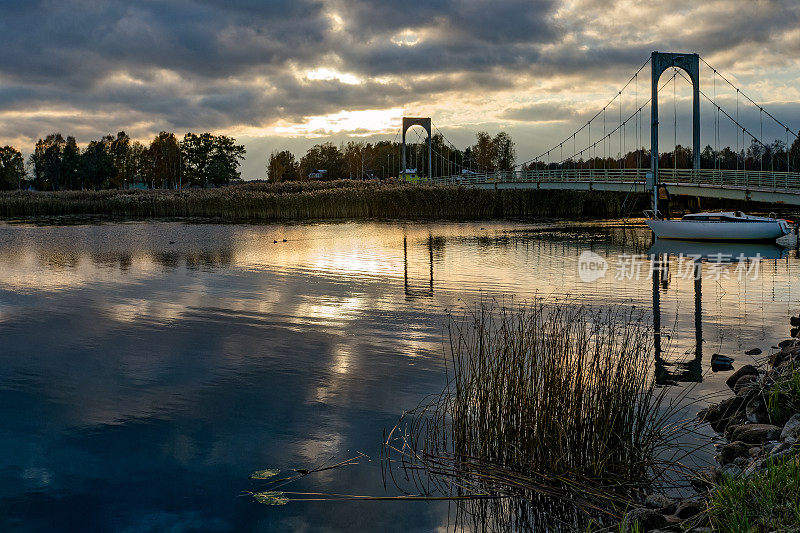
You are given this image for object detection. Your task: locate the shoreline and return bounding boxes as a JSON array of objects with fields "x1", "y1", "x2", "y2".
[
  {"x1": 1, "y1": 180, "x2": 793, "y2": 224},
  {"x1": 627, "y1": 320, "x2": 800, "y2": 532},
  {"x1": 0, "y1": 181, "x2": 636, "y2": 221}
]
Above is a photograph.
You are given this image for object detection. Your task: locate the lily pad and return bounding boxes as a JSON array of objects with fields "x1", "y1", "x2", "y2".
[
  {"x1": 250, "y1": 468, "x2": 280, "y2": 480},
  {"x1": 253, "y1": 491, "x2": 289, "y2": 506}
]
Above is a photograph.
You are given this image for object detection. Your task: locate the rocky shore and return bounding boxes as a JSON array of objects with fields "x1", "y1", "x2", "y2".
[{"x1": 624, "y1": 321, "x2": 800, "y2": 532}]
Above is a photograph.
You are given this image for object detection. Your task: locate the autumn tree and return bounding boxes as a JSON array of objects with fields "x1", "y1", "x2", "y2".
[
  {"x1": 471, "y1": 131, "x2": 497, "y2": 172},
  {"x1": 149, "y1": 132, "x2": 181, "y2": 189},
  {"x1": 29, "y1": 133, "x2": 66, "y2": 190},
  {"x1": 80, "y1": 138, "x2": 114, "y2": 190},
  {"x1": 267, "y1": 150, "x2": 299, "y2": 182},
  {"x1": 300, "y1": 143, "x2": 344, "y2": 180},
  {"x1": 0, "y1": 146, "x2": 26, "y2": 190},
  {"x1": 493, "y1": 132, "x2": 516, "y2": 171},
  {"x1": 61, "y1": 137, "x2": 81, "y2": 189}
]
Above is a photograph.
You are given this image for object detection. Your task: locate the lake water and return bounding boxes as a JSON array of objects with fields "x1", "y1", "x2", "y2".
[{"x1": 0, "y1": 219, "x2": 797, "y2": 532}]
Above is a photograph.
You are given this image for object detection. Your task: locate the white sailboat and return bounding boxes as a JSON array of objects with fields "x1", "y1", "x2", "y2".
[{"x1": 646, "y1": 211, "x2": 792, "y2": 242}]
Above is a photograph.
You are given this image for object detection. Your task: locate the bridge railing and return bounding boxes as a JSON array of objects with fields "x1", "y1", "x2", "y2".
[{"x1": 428, "y1": 168, "x2": 800, "y2": 192}]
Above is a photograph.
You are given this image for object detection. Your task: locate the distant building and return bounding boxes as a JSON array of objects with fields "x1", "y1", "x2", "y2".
[
  {"x1": 308, "y1": 169, "x2": 328, "y2": 180},
  {"x1": 124, "y1": 179, "x2": 148, "y2": 190},
  {"x1": 402, "y1": 168, "x2": 424, "y2": 183}
]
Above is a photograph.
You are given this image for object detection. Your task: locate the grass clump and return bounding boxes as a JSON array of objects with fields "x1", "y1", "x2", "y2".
[
  {"x1": 767, "y1": 363, "x2": 800, "y2": 424},
  {"x1": 709, "y1": 456, "x2": 800, "y2": 532},
  {"x1": 384, "y1": 299, "x2": 680, "y2": 531}
]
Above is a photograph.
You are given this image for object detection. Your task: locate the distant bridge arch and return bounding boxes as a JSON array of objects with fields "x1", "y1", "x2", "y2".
[{"x1": 401, "y1": 117, "x2": 432, "y2": 181}]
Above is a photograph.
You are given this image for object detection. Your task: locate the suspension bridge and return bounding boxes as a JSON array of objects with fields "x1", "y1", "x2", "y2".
[{"x1": 398, "y1": 51, "x2": 800, "y2": 206}]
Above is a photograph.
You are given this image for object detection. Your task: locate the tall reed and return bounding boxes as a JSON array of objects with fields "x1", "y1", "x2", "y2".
[
  {"x1": 384, "y1": 299, "x2": 680, "y2": 531},
  {"x1": 0, "y1": 181, "x2": 635, "y2": 220}
]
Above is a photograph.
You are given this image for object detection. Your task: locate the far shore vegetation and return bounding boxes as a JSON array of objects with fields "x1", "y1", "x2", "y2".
[
  {"x1": 1, "y1": 126, "x2": 800, "y2": 195},
  {"x1": 0, "y1": 181, "x2": 639, "y2": 220}
]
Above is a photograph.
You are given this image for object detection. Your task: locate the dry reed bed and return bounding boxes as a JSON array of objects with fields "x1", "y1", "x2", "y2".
[
  {"x1": 383, "y1": 300, "x2": 684, "y2": 531},
  {"x1": 0, "y1": 181, "x2": 632, "y2": 220}
]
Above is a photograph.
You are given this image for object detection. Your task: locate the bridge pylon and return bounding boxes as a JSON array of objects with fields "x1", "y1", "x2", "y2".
[
  {"x1": 401, "y1": 117, "x2": 432, "y2": 181},
  {"x1": 650, "y1": 52, "x2": 700, "y2": 213}
]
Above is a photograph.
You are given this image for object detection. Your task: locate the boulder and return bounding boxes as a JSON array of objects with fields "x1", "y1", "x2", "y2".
[
  {"x1": 701, "y1": 397, "x2": 746, "y2": 432},
  {"x1": 720, "y1": 463, "x2": 743, "y2": 478},
  {"x1": 730, "y1": 424, "x2": 782, "y2": 444},
  {"x1": 743, "y1": 459, "x2": 764, "y2": 478},
  {"x1": 769, "y1": 447, "x2": 797, "y2": 462},
  {"x1": 733, "y1": 456, "x2": 749, "y2": 467},
  {"x1": 690, "y1": 467, "x2": 720, "y2": 492},
  {"x1": 717, "y1": 441, "x2": 750, "y2": 464},
  {"x1": 644, "y1": 493, "x2": 674, "y2": 511},
  {"x1": 745, "y1": 397, "x2": 769, "y2": 424},
  {"x1": 763, "y1": 441, "x2": 783, "y2": 455},
  {"x1": 736, "y1": 384, "x2": 760, "y2": 402},
  {"x1": 770, "y1": 351, "x2": 790, "y2": 368},
  {"x1": 733, "y1": 374, "x2": 759, "y2": 395},
  {"x1": 624, "y1": 508, "x2": 667, "y2": 531},
  {"x1": 674, "y1": 498, "x2": 705, "y2": 519},
  {"x1": 780, "y1": 413, "x2": 800, "y2": 442},
  {"x1": 725, "y1": 365, "x2": 759, "y2": 390}
]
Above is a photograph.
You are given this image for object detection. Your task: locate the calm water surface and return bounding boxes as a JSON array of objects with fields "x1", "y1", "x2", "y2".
[{"x1": 0, "y1": 220, "x2": 798, "y2": 532}]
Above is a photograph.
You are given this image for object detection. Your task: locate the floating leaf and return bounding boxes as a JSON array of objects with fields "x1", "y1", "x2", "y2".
[
  {"x1": 253, "y1": 491, "x2": 289, "y2": 506},
  {"x1": 250, "y1": 468, "x2": 280, "y2": 480}
]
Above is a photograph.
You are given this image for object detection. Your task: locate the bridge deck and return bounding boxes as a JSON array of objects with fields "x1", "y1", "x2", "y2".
[{"x1": 429, "y1": 169, "x2": 800, "y2": 206}]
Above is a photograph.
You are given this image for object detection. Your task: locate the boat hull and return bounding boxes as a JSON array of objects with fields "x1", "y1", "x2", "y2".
[{"x1": 646, "y1": 219, "x2": 790, "y2": 242}]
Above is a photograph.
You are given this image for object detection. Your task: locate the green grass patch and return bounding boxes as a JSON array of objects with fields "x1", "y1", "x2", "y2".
[
  {"x1": 767, "y1": 364, "x2": 800, "y2": 424},
  {"x1": 709, "y1": 456, "x2": 800, "y2": 532}
]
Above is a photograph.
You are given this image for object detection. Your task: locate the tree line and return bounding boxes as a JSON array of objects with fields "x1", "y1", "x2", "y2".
[
  {"x1": 0, "y1": 131, "x2": 245, "y2": 191},
  {"x1": 522, "y1": 137, "x2": 800, "y2": 173},
  {"x1": 266, "y1": 131, "x2": 517, "y2": 182}
]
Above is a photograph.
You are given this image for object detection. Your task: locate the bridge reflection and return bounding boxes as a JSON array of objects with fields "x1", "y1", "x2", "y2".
[
  {"x1": 403, "y1": 235, "x2": 435, "y2": 298},
  {"x1": 651, "y1": 240, "x2": 789, "y2": 385}
]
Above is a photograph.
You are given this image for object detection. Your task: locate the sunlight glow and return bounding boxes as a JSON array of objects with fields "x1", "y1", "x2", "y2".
[
  {"x1": 391, "y1": 30, "x2": 420, "y2": 47},
  {"x1": 273, "y1": 107, "x2": 404, "y2": 137},
  {"x1": 306, "y1": 67, "x2": 361, "y2": 85}
]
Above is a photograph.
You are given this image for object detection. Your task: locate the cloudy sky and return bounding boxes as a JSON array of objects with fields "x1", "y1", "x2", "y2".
[{"x1": 2, "y1": 0, "x2": 800, "y2": 178}]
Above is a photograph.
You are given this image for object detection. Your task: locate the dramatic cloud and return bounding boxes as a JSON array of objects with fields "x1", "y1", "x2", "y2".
[{"x1": 1, "y1": 0, "x2": 800, "y2": 177}]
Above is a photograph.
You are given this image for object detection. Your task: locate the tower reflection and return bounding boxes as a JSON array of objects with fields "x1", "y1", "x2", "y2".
[
  {"x1": 403, "y1": 235, "x2": 435, "y2": 298},
  {"x1": 650, "y1": 239, "x2": 787, "y2": 386}
]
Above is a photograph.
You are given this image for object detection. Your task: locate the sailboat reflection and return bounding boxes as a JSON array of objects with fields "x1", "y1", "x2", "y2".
[
  {"x1": 649, "y1": 239, "x2": 787, "y2": 261},
  {"x1": 649, "y1": 240, "x2": 786, "y2": 386},
  {"x1": 403, "y1": 235, "x2": 435, "y2": 298}
]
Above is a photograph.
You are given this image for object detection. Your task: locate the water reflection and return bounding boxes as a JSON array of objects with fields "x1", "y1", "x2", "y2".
[
  {"x1": 403, "y1": 235, "x2": 435, "y2": 298},
  {"x1": 0, "y1": 221, "x2": 797, "y2": 531},
  {"x1": 649, "y1": 240, "x2": 790, "y2": 386}
]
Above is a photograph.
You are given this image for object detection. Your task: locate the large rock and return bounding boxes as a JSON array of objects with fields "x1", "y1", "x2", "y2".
[
  {"x1": 733, "y1": 374, "x2": 760, "y2": 395},
  {"x1": 717, "y1": 441, "x2": 751, "y2": 464},
  {"x1": 720, "y1": 463, "x2": 743, "y2": 478},
  {"x1": 644, "y1": 493, "x2": 674, "y2": 511},
  {"x1": 700, "y1": 396, "x2": 746, "y2": 432},
  {"x1": 624, "y1": 508, "x2": 667, "y2": 531},
  {"x1": 745, "y1": 397, "x2": 769, "y2": 424},
  {"x1": 730, "y1": 424, "x2": 782, "y2": 444},
  {"x1": 674, "y1": 498, "x2": 705, "y2": 519},
  {"x1": 780, "y1": 413, "x2": 800, "y2": 442},
  {"x1": 725, "y1": 365, "x2": 759, "y2": 390}
]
